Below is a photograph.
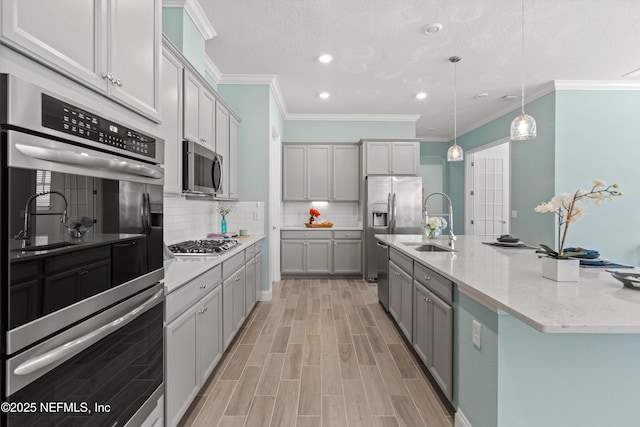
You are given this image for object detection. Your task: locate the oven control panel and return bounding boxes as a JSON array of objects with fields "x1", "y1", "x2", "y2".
[{"x1": 41, "y1": 94, "x2": 156, "y2": 160}]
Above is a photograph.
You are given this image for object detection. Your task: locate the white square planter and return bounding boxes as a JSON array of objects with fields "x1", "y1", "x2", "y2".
[{"x1": 541, "y1": 257, "x2": 580, "y2": 282}]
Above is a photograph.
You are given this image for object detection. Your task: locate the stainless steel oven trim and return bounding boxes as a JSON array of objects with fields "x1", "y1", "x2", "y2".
[
  {"x1": 8, "y1": 130, "x2": 164, "y2": 186},
  {"x1": 125, "y1": 384, "x2": 164, "y2": 427},
  {"x1": 7, "y1": 268, "x2": 163, "y2": 355},
  {"x1": 6, "y1": 282, "x2": 164, "y2": 396},
  {"x1": 3, "y1": 74, "x2": 164, "y2": 165}
]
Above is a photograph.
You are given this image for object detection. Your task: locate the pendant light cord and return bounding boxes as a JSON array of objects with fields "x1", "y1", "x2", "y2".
[
  {"x1": 521, "y1": 0, "x2": 525, "y2": 115},
  {"x1": 454, "y1": 59, "x2": 457, "y2": 144}
]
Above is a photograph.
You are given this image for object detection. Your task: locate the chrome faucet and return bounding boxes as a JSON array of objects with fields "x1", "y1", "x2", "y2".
[
  {"x1": 423, "y1": 192, "x2": 456, "y2": 249},
  {"x1": 14, "y1": 190, "x2": 68, "y2": 246}
]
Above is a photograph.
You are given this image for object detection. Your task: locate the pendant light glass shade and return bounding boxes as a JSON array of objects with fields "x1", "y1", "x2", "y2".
[
  {"x1": 447, "y1": 143, "x2": 463, "y2": 161},
  {"x1": 510, "y1": 113, "x2": 537, "y2": 140},
  {"x1": 448, "y1": 56, "x2": 463, "y2": 162},
  {"x1": 510, "y1": 0, "x2": 536, "y2": 141}
]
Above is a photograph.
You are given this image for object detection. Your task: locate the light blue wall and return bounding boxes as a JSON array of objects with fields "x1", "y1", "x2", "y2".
[
  {"x1": 218, "y1": 84, "x2": 271, "y2": 290},
  {"x1": 555, "y1": 91, "x2": 639, "y2": 264},
  {"x1": 455, "y1": 290, "x2": 498, "y2": 427},
  {"x1": 162, "y1": 7, "x2": 206, "y2": 75},
  {"x1": 204, "y1": 71, "x2": 218, "y2": 90},
  {"x1": 497, "y1": 314, "x2": 640, "y2": 427},
  {"x1": 446, "y1": 94, "x2": 556, "y2": 247},
  {"x1": 283, "y1": 120, "x2": 416, "y2": 142}
]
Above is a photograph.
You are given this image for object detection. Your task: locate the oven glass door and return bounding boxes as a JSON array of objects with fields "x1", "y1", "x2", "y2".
[
  {"x1": 4, "y1": 285, "x2": 164, "y2": 426},
  {"x1": 6, "y1": 132, "x2": 164, "y2": 355}
]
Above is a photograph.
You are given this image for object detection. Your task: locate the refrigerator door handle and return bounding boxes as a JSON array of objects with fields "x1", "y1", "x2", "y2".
[
  {"x1": 387, "y1": 192, "x2": 392, "y2": 231},
  {"x1": 391, "y1": 192, "x2": 397, "y2": 231}
]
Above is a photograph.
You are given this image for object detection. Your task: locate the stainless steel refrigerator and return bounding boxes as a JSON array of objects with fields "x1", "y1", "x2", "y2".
[{"x1": 365, "y1": 176, "x2": 423, "y2": 283}]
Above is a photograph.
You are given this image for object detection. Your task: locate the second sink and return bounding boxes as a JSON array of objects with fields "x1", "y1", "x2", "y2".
[{"x1": 402, "y1": 242, "x2": 456, "y2": 253}]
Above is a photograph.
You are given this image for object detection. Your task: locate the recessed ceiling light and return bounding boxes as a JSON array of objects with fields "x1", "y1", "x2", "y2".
[
  {"x1": 319, "y1": 92, "x2": 330, "y2": 99},
  {"x1": 501, "y1": 95, "x2": 518, "y2": 101},
  {"x1": 423, "y1": 23, "x2": 443, "y2": 35},
  {"x1": 416, "y1": 92, "x2": 428, "y2": 100},
  {"x1": 474, "y1": 92, "x2": 489, "y2": 99},
  {"x1": 318, "y1": 54, "x2": 333, "y2": 64}
]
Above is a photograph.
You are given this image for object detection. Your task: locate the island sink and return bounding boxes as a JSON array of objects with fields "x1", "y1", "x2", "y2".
[{"x1": 402, "y1": 242, "x2": 456, "y2": 252}]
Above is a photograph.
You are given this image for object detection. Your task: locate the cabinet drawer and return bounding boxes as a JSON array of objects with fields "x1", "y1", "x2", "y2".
[
  {"x1": 389, "y1": 248, "x2": 413, "y2": 275},
  {"x1": 223, "y1": 251, "x2": 245, "y2": 279},
  {"x1": 166, "y1": 265, "x2": 222, "y2": 322},
  {"x1": 333, "y1": 230, "x2": 362, "y2": 239},
  {"x1": 245, "y1": 244, "x2": 255, "y2": 260},
  {"x1": 254, "y1": 240, "x2": 263, "y2": 253},
  {"x1": 281, "y1": 230, "x2": 332, "y2": 239},
  {"x1": 45, "y1": 245, "x2": 110, "y2": 273},
  {"x1": 414, "y1": 263, "x2": 452, "y2": 304}
]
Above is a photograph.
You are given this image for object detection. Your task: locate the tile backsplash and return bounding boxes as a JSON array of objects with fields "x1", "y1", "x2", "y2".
[
  {"x1": 282, "y1": 201, "x2": 360, "y2": 227},
  {"x1": 163, "y1": 197, "x2": 265, "y2": 244}
]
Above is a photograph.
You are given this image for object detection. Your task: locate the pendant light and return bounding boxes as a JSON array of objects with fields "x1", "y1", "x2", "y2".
[
  {"x1": 447, "y1": 56, "x2": 463, "y2": 162},
  {"x1": 510, "y1": 0, "x2": 536, "y2": 140}
]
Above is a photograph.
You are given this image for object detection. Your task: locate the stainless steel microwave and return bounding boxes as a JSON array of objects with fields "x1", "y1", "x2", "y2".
[{"x1": 182, "y1": 140, "x2": 223, "y2": 197}]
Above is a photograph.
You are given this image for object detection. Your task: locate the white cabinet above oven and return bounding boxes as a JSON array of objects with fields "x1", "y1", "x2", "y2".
[{"x1": 0, "y1": 0, "x2": 161, "y2": 122}]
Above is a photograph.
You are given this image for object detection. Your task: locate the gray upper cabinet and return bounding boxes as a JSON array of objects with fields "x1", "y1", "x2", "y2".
[
  {"x1": 229, "y1": 115, "x2": 240, "y2": 199},
  {"x1": 283, "y1": 144, "x2": 358, "y2": 201},
  {"x1": 215, "y1": 101, "x2": 230, "y2": 197},
  {"x1": 282, "y1": 145, "x2": 330, "y2": 201},
  {"x1": 160, "y1": 42, "x2": 184, "y2": 195},
  {"x1": 183, "y1": 69, "x2": 215, "y2": 148},
  {"x1": 282, "y1": 145, "x2": 309, "y2": 201},
  {"x1": 1, "y1": 0, "x2": 161, "y2": 121},
  {"x1": 332, "y1": 145, "x2": 360, "y2": 201},
  {"x1": 363, "y1": 140, "x2": 419, "y2": 175}
]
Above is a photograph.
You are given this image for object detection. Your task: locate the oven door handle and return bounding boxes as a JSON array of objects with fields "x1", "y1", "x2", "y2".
[
  {"x1": 15, "y1": 142, "x2": 163, "y2": 179},
  {"x1": 13, "y1": 289, "x2": 164, "y2": 376}
]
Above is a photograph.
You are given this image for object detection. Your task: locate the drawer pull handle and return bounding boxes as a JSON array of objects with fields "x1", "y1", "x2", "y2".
[
  {"x1": 423, "y1": 296, "x2": 427, "y2": 301},
  {"x1": 425, "y1": 276, "x2": 431, "y2": 281},
  {"x1": 346, "y1": 234, "x2": 350, "y2": 237}
]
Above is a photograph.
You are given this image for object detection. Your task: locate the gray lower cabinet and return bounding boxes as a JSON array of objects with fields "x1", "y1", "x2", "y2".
[
  {"x1": 223, "y1": 266, "x2": 246, "y2": 349},
  {"x1": 245, "y1": 256, "x2": 257, "y2": 314},
  {"x1": 333, "y1": 240, "x2": 362, "y2": 274},
  {"x1": 388, "y1": 260, "x2": 402, "y2": 323},
  {"x1": 166, "y1": 268, "x2": 222, "y2": 427},
  {"x1": 413, "y1": 279, "x2": 453, "y2": 402},
  {"x1": 281, "y1": 238, "x2": 331, "y2": 274},
  {"x1": 281, "y1": 230, "x2": 361, "y2": 276}
]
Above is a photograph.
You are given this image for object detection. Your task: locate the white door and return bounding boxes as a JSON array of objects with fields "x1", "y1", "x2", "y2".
[{"x1": 467, "y1": 142, "x2": 510, "y2": 239}]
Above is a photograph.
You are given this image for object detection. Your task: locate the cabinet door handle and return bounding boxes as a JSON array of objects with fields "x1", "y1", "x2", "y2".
[
  {"x1": 346, "y1": 233, "x2": 350, "y2": 238},
  {"x1": 393, "y1": 271, "x2": 400, "y2": 276},
  {"x1": 334, "y1": 242, "x2": 337, "y2": 246},
  {"x1": 204, "y1": 306, "x2": 208, "y2": 312},
  {"x1": 424, "y1": 276, "x2": 431, "y2": 281},
  {"x1": 423, "y1": 296, "x2": 427, "y2": 301},
  {"x1": 115, "y1": 78, "x2": 123, "y2": 87},
  {"x1": 102, "y1": 72, "x2": 114, "y2": 82},
  {"x1": 200, "y1": 284, "x2": 206, "y2": 290}
]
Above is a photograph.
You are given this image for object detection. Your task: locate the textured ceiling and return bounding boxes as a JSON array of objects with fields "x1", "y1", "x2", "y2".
[{"x1": 202, "y1": 0, "x2": 640, "y2": 140}]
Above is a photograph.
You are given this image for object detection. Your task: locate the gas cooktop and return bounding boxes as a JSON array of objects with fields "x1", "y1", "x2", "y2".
[{"x1": 167, "y1": 239, "x2": 240, "y2": 255}]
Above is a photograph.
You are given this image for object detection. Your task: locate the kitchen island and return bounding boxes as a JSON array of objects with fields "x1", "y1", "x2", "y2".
[{"x1": 376, "y1": 234, "x2": 640, "y2": 427}]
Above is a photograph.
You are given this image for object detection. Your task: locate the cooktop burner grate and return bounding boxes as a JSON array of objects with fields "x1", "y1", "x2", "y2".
[{"x1": 168, "y1": 239, "x2": 240, "y2": 255}]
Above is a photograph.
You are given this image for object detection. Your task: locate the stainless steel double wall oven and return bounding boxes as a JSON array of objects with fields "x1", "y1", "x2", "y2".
[{"x1": 0, "y1": 74, "x2": 165, "y2": 426}]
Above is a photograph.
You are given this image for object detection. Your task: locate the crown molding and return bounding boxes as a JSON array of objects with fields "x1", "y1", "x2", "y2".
[
  {"x1": 162, "y1": 0, "x2": 217, "y2": 40},
  {"x1": 553, "y1": 80, "x2": 640, "y2": 90},
  {"x1": 270, "y1": 76, "x2": 289, "y2": 118},
  {"x1": 286, "y1": 114, "x2": 421, "y2": 122},
  {"x1": 204, "y1": 55, "x2": 222, "y2": 83}
]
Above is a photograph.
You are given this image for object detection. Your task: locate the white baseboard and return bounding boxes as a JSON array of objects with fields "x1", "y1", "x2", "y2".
[
  {"x1": 258, "y1": 289, "x2": 272, "y2": 301},
  {"x1": 455, "y1": 409, "x2": 473, "y2": 427}
]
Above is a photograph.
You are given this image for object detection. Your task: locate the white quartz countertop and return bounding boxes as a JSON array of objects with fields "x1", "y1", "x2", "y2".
[
  {"x1": 281, "y1": 225, "x2": 363, "y2": 231},
  {"x1": 164, "y1": 235, "x2": 265, "y2": 294},
  {"x1": 376, "y1": 234, "x2": 640, "y2": 334}
]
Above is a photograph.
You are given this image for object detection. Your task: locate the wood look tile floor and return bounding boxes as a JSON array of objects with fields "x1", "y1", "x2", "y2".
[{"x1": 179, "y1": 279, "x2": 454, "y2": 427}]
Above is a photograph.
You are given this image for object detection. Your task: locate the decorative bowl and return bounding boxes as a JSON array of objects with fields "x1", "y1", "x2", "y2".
[
  {"x1": 608, "y1": 271, "x2": 640, "y2": 291},
  {"x1": 66, "y1": 216, "x2": 93, "y2": 238}
]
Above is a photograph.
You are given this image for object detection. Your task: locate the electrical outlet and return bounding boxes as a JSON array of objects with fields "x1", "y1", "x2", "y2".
[
  {"x1": 511, "y1": 210, "x2": 518, "y2": 218},
  {"x1": 472, "y1": 319, "x2": 482, "y2": 349}
]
